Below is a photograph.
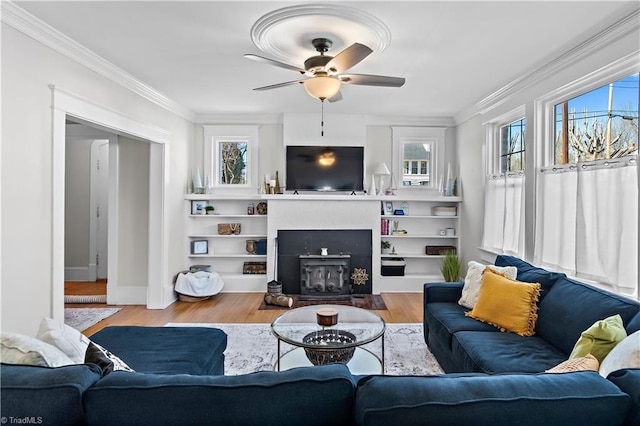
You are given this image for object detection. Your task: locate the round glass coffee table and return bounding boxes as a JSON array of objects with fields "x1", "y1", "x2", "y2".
[{"x1": 270, "y1": 304, "x2": 386, "y2": 375}]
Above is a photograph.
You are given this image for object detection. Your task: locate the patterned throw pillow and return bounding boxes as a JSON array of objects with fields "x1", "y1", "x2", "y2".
[
  {"x1": 546, "y1": 353, "x2": 600, "y2": 373},
  {"x1": 458, "y1": 261, "x2": 517, "y2": 309},
  {"x1": 85, "y1": 342, "x2": 135, "y2": 376},
  {"x1": 466, "y1": 269, "x2": 541, "y2": 336}
]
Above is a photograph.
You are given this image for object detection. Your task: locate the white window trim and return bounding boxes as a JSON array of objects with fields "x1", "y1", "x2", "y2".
[
  {"x1": 391, "y1": 126, "x2": 445, "y2": 190},
  {"x1": 483, "y1": 106, "x2": 526, "y2": 176},
  {"x1": 203, "y1": 125, "x2": 259, "y2": 190}
]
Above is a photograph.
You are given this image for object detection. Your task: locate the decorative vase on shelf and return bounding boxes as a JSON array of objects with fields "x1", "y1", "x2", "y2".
[{"x1": 368, "y1": 175, "x2": 376, "y2": 196}]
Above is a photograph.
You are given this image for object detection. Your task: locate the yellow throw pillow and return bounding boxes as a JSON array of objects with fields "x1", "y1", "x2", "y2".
[
  {"x1": 546, "y1": 353, "x2": 600, "y2": 373},
  {"x1": 465, "y1": 269, "x2": 541, "y2": 336},
  {"x1": 569, "y1": 314, "x2": 627, "y2": 363}
]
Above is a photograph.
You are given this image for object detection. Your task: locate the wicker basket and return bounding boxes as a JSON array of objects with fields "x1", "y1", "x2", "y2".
[{"x1": 217, "y1": 223, "x2": 241, "y2": 235}]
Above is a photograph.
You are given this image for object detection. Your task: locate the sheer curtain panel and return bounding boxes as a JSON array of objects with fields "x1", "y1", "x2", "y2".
[
  {"x1": 534, "y1": 157, "x2": 638, "y2": 295},
  {"x1": 481, "y1": 173, "x2": 525, "y2": 257}
]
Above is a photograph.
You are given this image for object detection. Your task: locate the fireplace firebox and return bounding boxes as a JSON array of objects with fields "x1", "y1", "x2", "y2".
[
  {"x1": 277, "y1": 229, "x2": 372, "y2": 295},
  {"x1": 299, "y1": 255, "x2": 351, "y2": 300}
]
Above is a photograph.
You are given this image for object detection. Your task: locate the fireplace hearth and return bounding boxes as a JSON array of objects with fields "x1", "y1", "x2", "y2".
[{"x1": 299, "y1": 255, "x2": 351, "y2": 300}]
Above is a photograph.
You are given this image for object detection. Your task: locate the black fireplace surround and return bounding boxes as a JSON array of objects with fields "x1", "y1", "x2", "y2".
[{"x1": 277, "y1": 229, "x2": 373, "y2": 295}]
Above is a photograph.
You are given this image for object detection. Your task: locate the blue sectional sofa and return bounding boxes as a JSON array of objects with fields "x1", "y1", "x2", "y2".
[
  {"x1": 2, "y1": 256, "x2": 639, "y2": 425},
  {"x1": 423, "y1": 255, "x2": 640, "y2": 374}
]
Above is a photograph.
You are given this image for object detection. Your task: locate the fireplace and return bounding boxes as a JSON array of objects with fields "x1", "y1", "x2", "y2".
[
  {"x1": 299, "y1": 255, "x2": 351, "y2": 300},
  {"x1": 277, "y1": 229, "x2": 372, "y2": 295}
]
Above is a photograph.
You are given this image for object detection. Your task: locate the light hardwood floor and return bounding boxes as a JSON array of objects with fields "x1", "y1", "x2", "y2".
[{"x1": 66, "y1": 292, "x2": 424, "y2": 337}]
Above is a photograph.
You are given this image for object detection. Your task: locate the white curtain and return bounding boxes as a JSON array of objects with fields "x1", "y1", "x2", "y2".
[
  {"x1": 534, "y1": 157, "x2": 638, "y2": 294},
  {"x1": 481, "y1": 172, "x2": 525, "y2": 257}
]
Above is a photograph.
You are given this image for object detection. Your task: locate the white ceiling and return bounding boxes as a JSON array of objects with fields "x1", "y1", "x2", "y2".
[{"x1": 14, "y1": 1, "x2": 638, "y2": 120}]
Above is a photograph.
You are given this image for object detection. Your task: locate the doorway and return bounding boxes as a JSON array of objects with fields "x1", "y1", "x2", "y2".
[
  {"x1": 64, "y1": 125, "x2": 113, "y2": 285},
  {"x1": 51, "y1": 86, "x2": 172, "y2": 324}
]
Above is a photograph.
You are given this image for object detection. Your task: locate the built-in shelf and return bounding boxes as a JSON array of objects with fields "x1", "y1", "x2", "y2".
[
  {"x1": 188, "y1": 234, "x2": 267, "y2": 239},
  {"x1": 188, "y1": 214, "x2": 267, "y2": 219},
  {"x1": 188, "y1": 254, "x2": 267, "y2": 259},
  {"x1": 383, "y1": 235, "x2": 458, "y2": 239}
]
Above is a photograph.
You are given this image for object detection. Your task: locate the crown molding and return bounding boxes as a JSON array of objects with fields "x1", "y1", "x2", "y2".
[
  {"x1": 455, "y1": 6, "x2": 640, "y2": 124},
  {"x1": 195, "y1": 113, "x2": 284, "y2": 124},
  {"x1": 194, "y1": 113, "x2": 455, "y2": 128},
  {"x1": 365, "y1": 115, "x2": 455, "y2": 127},
  {"x1": 2, "y1": 1, "x2": 195, "y2": 122}
]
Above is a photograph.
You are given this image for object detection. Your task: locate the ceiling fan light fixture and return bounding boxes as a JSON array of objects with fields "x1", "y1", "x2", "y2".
[{"x1": 303, "y1": 76, "x2": 341, "y2": 100}]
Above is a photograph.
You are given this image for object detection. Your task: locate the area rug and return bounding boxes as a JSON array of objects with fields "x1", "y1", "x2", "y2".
[
  {"x1": 166, "y1": 322, "x2": 443, "y2": 376},
  {"x1": 65, "y1": 307, "x2": 122, "y2": 331},
  {"x1": 258, "y1": 294, "x2": 387, "y2": 310},
  {"x1": 64, "y1": 295, "x2": 107, "y2": 304}
]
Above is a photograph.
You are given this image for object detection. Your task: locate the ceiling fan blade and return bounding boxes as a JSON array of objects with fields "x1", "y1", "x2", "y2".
[
  {"x1": 252, "y1": 80, "x2": 306, "y2": 91},
  {"x1": 244, "y1": 54, "x2": 306, "y2": 74},
  {"x1": 325, "y1": 43, "x2": 373, "y2": 73},
  {"x1": 328, "y1": 91, "x2": 343, "y2": 103},
  {"x1": 340, "y1": 73, "x2": 405, "y2": 87}
]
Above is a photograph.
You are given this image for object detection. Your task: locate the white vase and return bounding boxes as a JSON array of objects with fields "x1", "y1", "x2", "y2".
[{"x1": 368, "y1": 175, "x2": 377, "y2": 196}]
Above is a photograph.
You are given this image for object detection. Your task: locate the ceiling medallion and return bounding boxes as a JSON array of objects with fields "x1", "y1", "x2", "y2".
[{"x1": 250, "y1": 4, "x2": 392, "y2": 65}]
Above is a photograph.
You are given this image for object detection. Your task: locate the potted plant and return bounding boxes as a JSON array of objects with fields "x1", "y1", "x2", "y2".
[
  {"x1": 381, "y1": 240, "x2": 391, "y2": 254},
  {"x1": 440, "y1": 250, "x2": 461, "y2": 282},
  {"x1": 204, "y1": 205, "x2": 215, "y2": 215}
]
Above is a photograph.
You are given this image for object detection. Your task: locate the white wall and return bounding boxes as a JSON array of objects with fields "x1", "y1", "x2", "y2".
[
  {"x1": 1, "y1": 24, "x2": 193, "y2": 335},
  {"x1": 116, "y1": 137, "x2": 149, "y2": 300},
  {"x1": 456, "y1": 115, "x2": 485, "y2": 270}
]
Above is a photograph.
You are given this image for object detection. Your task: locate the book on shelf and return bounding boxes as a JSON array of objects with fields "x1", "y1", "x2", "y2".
[
  {"x1": 380, "y1": 218, "x2": 390, "y2": 235},
  {"x1": 391, "y1": 230, "x2": 407, "y2": 236}
]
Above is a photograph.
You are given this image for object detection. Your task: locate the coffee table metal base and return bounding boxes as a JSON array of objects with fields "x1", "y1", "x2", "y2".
[{"x1": 275, "y1": 347, "x2": 383, "y2": 375}]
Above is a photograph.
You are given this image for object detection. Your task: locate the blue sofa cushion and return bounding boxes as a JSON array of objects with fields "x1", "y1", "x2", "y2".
[
  {"x1": 536, "y1": 277, "x2": 640, "y2": 355},
  {"x1": 607, "y1": 368, "x2": 640, "y2": 426},
  {"x1": 354, "y1": 371, "x2": 631, "y2": 426},
  {"x1": 84, "y1": 364, "x2": 356, "y2": 426},
  {"x1": 625, "y1": 312, "x2": 640, "y2": 335},
  {"x1": 494, "y1": 255, "x2": 564, "y2": 300},
  {"x1": 1, "y1": 363, "x2": 102, "y2": 426},
  {"x1": 452, "y1": 331, "x2": 567, "y2": 373},
  {"x1": 425, "y1": 302, "x2": 498, "y2": 350},
  {"x1": 89, "y1": 326, "x2": 227, "y2": 375}
]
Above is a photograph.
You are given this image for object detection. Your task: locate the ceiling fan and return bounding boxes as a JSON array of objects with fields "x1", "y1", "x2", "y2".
[{"x1": 244, "y1": 38, "x2": 405, "y2": 102}]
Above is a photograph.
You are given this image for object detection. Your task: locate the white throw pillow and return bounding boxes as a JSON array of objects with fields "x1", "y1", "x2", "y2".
[
  {"x1": 1, "y1": 332, "x2": 74, "y2": 367},
  {"x1": 458, "y1": 261, "x2": 518, "y2": 309},
  {"x1": 599, "y1": 330, "x2": 640, "y2": 378},
  {"x1": 36, "y1": 317, "x2": 91, "y2": 364}
]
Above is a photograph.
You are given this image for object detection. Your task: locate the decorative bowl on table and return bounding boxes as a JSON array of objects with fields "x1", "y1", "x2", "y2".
[{"x1": 302, "y1": 330, "x2": 356, "y2": 365}]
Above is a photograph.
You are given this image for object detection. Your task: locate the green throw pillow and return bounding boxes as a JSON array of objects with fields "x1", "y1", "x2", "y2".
[{"x1": 569, "y1": 314, "x2": 627, "y2": 363}]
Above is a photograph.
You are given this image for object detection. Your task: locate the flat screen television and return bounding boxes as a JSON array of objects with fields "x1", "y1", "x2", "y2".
[{"x1": 286, "y1": 146, "x2": 364, "y2": 192}]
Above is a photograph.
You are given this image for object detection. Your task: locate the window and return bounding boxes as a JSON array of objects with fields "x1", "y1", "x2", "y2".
[
  {"x1": 391, "y1": 127, "x2": 445, "y2": 191},
  {"x1": 203, "y1": 125, "x2": 259, "y2": 190},
  {"x1": 218, "y1": 141, "x2": 247, "y2": 184},
  {"x1": 500, "y1": 118, "x2": 526, "y2": 173},
  {"x1": 402, "y1": 144, "x2": 430, "y2": 186},
  {"x1": 554, "y1": 73, "x2": 639, "y2": 164},
  {"x1": 534, "y1": 63, "x2": 638, "y2": 298},
  {"x1": 481, "y1": 109, "x2": 526, "y2": 258}
]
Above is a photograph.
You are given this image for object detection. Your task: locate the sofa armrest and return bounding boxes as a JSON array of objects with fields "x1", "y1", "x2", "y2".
[
  {"x1": 607, "y1": 368, "x2": 640, "y2": 426},
  {"x1": 1, "y1": 363, "x2": 102, "y2": 425},
  {"x1": 423, "y1": 282, "x2": 463, "y2": 305}
]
